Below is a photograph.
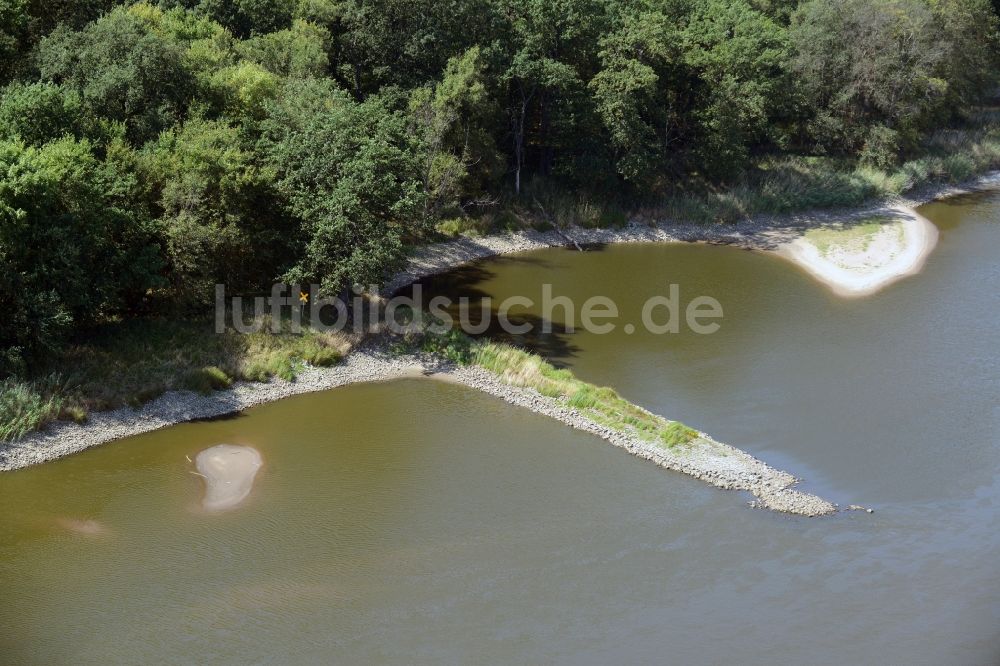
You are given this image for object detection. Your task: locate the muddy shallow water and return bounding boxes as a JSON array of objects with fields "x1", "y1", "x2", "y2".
[{"x1": 2, "y1": 191, "x2": 999, "y2": 664}]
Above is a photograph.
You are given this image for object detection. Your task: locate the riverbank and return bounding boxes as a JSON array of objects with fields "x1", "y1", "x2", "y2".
[
  {"x1": 0, "y1": 350, "x2": 425, "y2": 471},
  {"x1": 444, "y1": 362, "x2": 835, "y2": 516},
  {"x1": 0, "y1": 338, "x2": 836, "y2": 516},
  {"x1": 6, "y1": 167, "x2": 999, "y2": 443},
  {"x1": 3, "y1": 171, "x2": 998, "y2": 512},
  {"x1": 386, "y1": 171, "x2": 1000, "y2": 297}
]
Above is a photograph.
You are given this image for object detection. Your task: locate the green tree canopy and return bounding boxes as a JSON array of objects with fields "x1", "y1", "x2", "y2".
[
  {"x1": 262, "y1": 82, "x2": 426, "y2": 293},
  {"x1": 36, "y1": 5, "x2": 195, "y2": 143},
  {"x1": 0, "y1": 137, "x2": 162, "y2": 369}
]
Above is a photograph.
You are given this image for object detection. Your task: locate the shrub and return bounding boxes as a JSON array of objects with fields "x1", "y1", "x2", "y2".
[
  {"x1": 0, "y1": 137, "x2": 162, "y2": 368},
  {"x1": 598, "y1": 208, "x2": 628, "y2": 228},
  {"x1": 435, "y1": 217, "x2": 467, "y2": 237},
  {"x1": 943, "y1": 153, "x2": 975, "y2": 182},
  {"x1": 182, "y1": 366, "x2": 233, "y2": 394},
  {"x1": 0, "y1": 82, "x2": 82, "y2": 146},
  {"x1": 860, "y1": 126, "x2": 900, "y2": 169},
  {"x1": 419, "y1": 327, "x2": 474, "y2": 364}
]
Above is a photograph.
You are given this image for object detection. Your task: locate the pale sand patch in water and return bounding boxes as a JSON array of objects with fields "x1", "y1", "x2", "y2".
[
  {"x1": 777, "y1": 208, "x2": 939, "y2": 297},
  {"x1": 56, "y1": 518, "x2": 110, "y2": 535},
  {"x1": 195, "y1": 444, "x2": 263, "y2": 511}
]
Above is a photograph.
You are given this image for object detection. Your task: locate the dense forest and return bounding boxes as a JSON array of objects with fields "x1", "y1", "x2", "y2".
[{"x1": 1, "y1": 0, "x2": 998, "y2": 376}]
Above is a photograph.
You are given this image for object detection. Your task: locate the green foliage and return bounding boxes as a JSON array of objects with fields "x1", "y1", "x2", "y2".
[
  {"x1": 660, "y1": 421, "x2": 700, "y2": 448},
  {"x1": 238, "y1": 19, "x2": 330, "y2": 77},
  {"x1": 210, "y1": 60, "x2": 279, "y2": 120},
  {"x1": 418, "y1": 326, "x2": 475, "y2": 364},
  {"x1": 182, "y1": 365, "x2": 232, "y2": 393},
  {"x1": 263, "y1": 84, "x2": 427, "y2": 294},
  {"x1": 931, "y1": 0, "x2": 1000, "y2": 111},
  {"x1": 0, "y1": 0, "x2": 28, "y2": 83},
  {"x1": 198, "y1": 0, "x2": 296, "y2": 38},
  {"x1": 682, "y1": 0, "x2": 790, "y2": 176},
  {"x1": 658, "y1": 124, "x2": 1000, "y2": 223},
  {"x1": 238, "y1": 326, "x2": 344, "y2": 381},
  {"x1": 147, "y1": 118, "x2": 265, "y2": 306},
  {"x1": 472, "y1": 341, "x2": 700, "y2": 447},
  {"x1": 1, "y1": 315, "x2": 351, "y2": 434},
  {"x1": 860, "y1": 125, "x2": 901, "y2": 169},
  {"x1": 0, "y1": 137, "x2": 162, "y2": 371},
  {"x1": 393, "y1": 322, "x2": 700, "y2": 446},
  {"x1": 501, "y1": 0, "x2": 609, "y2": 191},
  {"x1": 788, "y1": 0, "x2": 968, "y2": 154},
  {"x1": 589, "y1": 10, "x2": 675, "y2": 184},
  {"x1": 0, "y1": 82, "x2": 82, "y2": 145},
  {"x1": 331, "y1": 0, "x2": 495, "y2": 95},
  {"x1": 409, "y1": 46, "x2": 500, "y2": 216},
  {"x1": 36, "y1": 6, "x2": 195, "y2": 143},
  {"x1": 1, "y1": 0, "x2": 999, "y2": 419}
]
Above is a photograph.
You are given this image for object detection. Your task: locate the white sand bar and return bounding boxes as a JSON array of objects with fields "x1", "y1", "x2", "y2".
[
  {"x1": 195, "y1": 444, "x2": 262, "y2": 511},
  {"x1": 777, "y1": 207, "x2": 939, "y2": 297}
]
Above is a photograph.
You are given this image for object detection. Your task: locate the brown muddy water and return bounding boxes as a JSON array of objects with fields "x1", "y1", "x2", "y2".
[{"x1": 3, "y1": 191, "x2": 999, "y2": 664}]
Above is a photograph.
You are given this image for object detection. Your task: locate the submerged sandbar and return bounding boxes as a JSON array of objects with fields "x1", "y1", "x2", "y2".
[{"x1": 195, "y1": 444, "x2": 262, "y2": 511}]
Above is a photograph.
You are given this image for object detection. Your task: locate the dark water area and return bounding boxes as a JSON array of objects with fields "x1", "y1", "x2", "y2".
[{"x1": 2, "y1": 191, "x2": 998, "y2": 664}]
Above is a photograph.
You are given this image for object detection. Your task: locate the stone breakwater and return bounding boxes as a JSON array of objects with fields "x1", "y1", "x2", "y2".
[
  {"x1": 443, "y1": 364, "x2": 835, "y2": 517},
  {"x1": 0, "y1": 345, "x2": 836, "y2": 516}
]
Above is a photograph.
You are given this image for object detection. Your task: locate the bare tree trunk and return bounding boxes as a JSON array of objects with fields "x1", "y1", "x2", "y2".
[
  {"x1": 512, "y1": 82, "x2": 532, "y2": 196},
  {"x1": 537, "y1": 90, "x2": 550, "y2": 175},
  {"x1": 515, "y1": 97, "x2": 528, "y2": 194}
]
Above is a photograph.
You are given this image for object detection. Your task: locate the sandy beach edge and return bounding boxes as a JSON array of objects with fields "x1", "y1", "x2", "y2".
[{"x1": 774, "y1": 207, "x2": 940, "y2": 297}]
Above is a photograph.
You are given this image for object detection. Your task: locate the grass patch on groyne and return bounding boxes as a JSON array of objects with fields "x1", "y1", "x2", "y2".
[{"x1": 404, "y1": 324, "x2": 700, "y2": 449}]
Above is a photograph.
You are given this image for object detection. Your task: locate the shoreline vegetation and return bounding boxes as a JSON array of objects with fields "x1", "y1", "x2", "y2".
[
  {"x1": 387, "y1": 171, "x2": 1000, "y2": 298},
  {"x1": 9, "y1": 163, "x2": 998, "y2": 453},
  {"x1": 3, "y1": 170, "x2": 998, "y2": 513}
]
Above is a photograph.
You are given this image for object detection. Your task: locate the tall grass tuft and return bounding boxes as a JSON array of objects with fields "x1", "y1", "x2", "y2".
[
  {"x1": 471, "y1": 341, "x2": 700, "y2": 448},
  {"x1": 0, "y1": 374, "x2": 70, "y2": 441}
]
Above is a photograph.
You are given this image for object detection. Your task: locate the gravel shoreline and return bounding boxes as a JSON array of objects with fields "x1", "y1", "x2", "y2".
[
  {"x1": 384, "y1": 170, "x2": 1000, "y2": 295},
  {"x1": 0, "y1": 350, "x2": 426, "y2": 471},
  {"x1": 4, "y1": 172, "x2": 997, "y2": 514}
]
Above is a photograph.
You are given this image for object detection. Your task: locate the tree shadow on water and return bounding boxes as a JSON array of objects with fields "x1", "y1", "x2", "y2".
[
  {"x1": 449, "y1": 306, "x2": 580, "y2": 364},
  {"x1": 400, "y1": 254, "x2": 583, "y2": 363}
]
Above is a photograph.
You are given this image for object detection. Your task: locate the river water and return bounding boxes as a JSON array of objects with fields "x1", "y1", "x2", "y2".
[{"x1": 2, "y1": 191, "x2": 998, "y2": 664}]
